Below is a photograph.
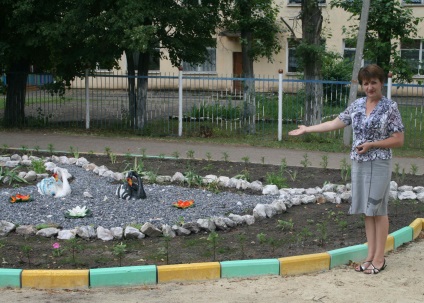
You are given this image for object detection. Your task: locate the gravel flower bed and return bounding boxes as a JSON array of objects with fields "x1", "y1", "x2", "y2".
[{"x1": 1, "y1": 163, "x2": 276, "y2": 229}]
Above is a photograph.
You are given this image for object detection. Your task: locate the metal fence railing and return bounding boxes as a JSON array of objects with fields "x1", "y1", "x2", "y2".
[{"x1": 0, "y1": 72, "x2": 423, "y2": 150}]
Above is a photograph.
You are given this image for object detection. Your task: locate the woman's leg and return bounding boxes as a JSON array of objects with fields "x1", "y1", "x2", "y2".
[
  {"x1": 364, "y1": 216, "x2": 377, "y2": 261},
  {"x1": 371, "y1": 215, "x2": 389, "y2": 267},
  {"x1": 363, "y1": 215, "x2": 389, "y2": 273}
]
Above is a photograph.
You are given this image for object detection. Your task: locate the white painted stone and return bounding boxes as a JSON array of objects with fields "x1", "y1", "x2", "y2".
[{"x1": 398, "y1": 191, "x2": 417, "y2": 200}]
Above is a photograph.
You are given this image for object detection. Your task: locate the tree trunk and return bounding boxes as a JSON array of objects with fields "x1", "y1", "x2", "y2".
[
  {"x1": 4, "y1": 61, "x2": 29, "y2": 128},
  {"x1": 135, "y1": 52, "x2": 150, "y2": 130},
  {"x1": 301, "y1": 0, "x2": 323, "y2": 126},
  {"x1": 125, "y1": 51, "x2": 137, "y2": 128},
  {"x1": 239, "y1": 3, "x2": 256, "y2": 134}
]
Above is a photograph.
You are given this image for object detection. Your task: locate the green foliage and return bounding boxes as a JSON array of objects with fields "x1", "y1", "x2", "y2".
[
  {"x1": 320, "y1": 155, "x2": 329, "y2": 169},
  {"x1": 112, "y1": 242, "x2": 127, "y2": 267},
  {"x1": 330, "y1": 0, "x2": 423, "y2": 82},
  {"x1": 207, "y1": 231, "x2": 219, "y2": 262},
  {"x1": 47, "y1": 143, "x2": 55, "y2": 154},
  {"x1": 265, "y1": 171, "x2": 287, "y2": 188},
  {"x1": 184, "y1": 170, "x2": 203, "y2": 187},
  {"x1": 220, "y1": 0, "x2": 282, "y2": 62},
  {"x1": 67, "y1": 238, "x2": 84, "y2": 265},
  {"x1": 300, "y1": 153, "x2": 311, "y2": 168},
  {"x1": 31, "y1": 159, "x2": 46, "y2": 174},
  {"x1": 21, "y1": 244, "x2": 33, "y2": 267},
  {"x1": 277, "y1": 219, "x2": 294, "y2": 231},
  {"x1": 340, "y1": 158, "x2": 351, "y2": 183},
  {"x1": 0, "y1": 166, "x2": 28, "y2": 186}
]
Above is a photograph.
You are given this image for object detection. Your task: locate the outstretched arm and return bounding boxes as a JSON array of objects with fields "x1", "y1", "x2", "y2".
[{"x1": 288, "y1": 117, "x2": 346, "y2": 136}]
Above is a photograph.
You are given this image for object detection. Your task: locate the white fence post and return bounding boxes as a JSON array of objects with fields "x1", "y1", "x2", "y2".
[
  {"x1": 178, "y1": 66, "x2": 183, "y2": 137},
  {"x1": 387, "y1": 72, "x2": 392, "y2": 99},
  {"x1": 278, "y1": 69, "x2": 284, "y2": 141},
  {"x1": 85, "y1": 69, "x2": 90, "y2": 129}
]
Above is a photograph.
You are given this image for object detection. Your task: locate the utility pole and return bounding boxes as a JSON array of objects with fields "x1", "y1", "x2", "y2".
[{"x1": 343, "y1": 0, "x2": 370, "y2": 146}]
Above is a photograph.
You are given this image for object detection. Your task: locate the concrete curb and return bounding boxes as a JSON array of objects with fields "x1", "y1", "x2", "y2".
[{"x1": 1, "y1": 218, "x2": 422, "y2": 289}]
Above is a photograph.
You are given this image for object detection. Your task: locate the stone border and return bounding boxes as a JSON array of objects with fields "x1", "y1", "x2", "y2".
[{"x1": 1, "y1": 154, "x2": 423, "y2": 242}]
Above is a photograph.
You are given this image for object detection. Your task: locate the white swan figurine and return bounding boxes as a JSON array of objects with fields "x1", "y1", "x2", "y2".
[{"x1": 37, "y1": 167, "x2": 72, "y2": 198}]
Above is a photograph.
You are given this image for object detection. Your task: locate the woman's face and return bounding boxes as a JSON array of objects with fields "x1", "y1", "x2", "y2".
[{"x1": 362, "y1": 77, "x2": 383, "y2": 101}]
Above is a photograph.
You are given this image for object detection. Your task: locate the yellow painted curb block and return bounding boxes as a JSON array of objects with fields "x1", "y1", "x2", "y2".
[
  {"x1": 22, "y1": 270, "x2": 89, "y2": 289},
  {"x1": 157, "y1": 262, "x2": 220, "y2": 283},
  {"x1": 385, "y1": 235, "x2": 394, "y2": 253},
  {"x1": 279, "y1": 253, "x2": 330, "y2": 276},
  {"x1": 410, "y1": 218, "x2": 423, "y2": 240}
]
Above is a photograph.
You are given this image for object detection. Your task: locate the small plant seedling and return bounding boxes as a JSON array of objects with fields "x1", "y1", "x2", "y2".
[
  {"x1": 109, "y1": 153, "x2": 117, "y2": 164},
  {"x1": 256, "y1": 232, "x2": 267, "y2": 245},
  {"x1": 261, "y1": 156, "x2": 265, "y2": 165},
  {"x1": 221, "y1": 152, "x2": 229, "y2": 162},
  {"x1": 186, "y1": 150, "x2": 195, "y2": 159},
  {"x1": 320, "y1": 155, "x2": 329, "y2": 169},
  {"x1": 47, "y1": 143, "x2": 55, "y2": 154},
  {"x1": 104, "y1": 147, "x2": 112, "y2": 157},
  {"x1": 139, "y1": 148, "x2": 147, "y2": 158},
  {"x1": 237, "y1": 233, "x2": 247, "y2": 259},
  {"x1": 21, "y1": 244, "x2": 33, "y2": 267},
  {"x1": 33, "y1": 145, "x2": 41, "y2": 153},
  {"x1": 1, "y1": 144, "x2": 9, "y2": 153},
  {"x1": 205, "y1": 152, "x2": 212, "y2": 161},
  {"x1": 300, "y1": 153, "x2": 311, "y2": 168},
  {"x1": 171, "y1": 151, "x2": 180, "y2": 159},
  {"x1": 31, "y1": 159, "x2": 46, "y2": 174},
  {"x1": 112, "y1": 242, "x2": 127, "y2": 267},
  {"x1": 207, "y1": 231, "x2": 219, "y2": 261},
  {"x1": 20, "y1": 145, "x2": 28, "y2": 154},
  {"x1": 241, "y1": 156, "x2": 250, "y2": 164},
  {"x1": 277, "y1": 219, "x2": 294, "y2": 231},
  {"x1": 410, "y1": 163, "x2": 418, "y2": 175}
]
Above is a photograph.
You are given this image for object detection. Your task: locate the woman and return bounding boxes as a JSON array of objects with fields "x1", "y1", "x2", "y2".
[{"x1": 289, "y1": 64, "x2": 404, "y2": 274}]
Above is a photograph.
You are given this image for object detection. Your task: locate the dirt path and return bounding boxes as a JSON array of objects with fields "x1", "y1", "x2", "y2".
[{"x1": 1, "y1": 238, "x2": 423, "y2": 303}]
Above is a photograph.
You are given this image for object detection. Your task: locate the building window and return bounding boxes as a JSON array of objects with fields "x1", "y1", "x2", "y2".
[
  {"x1": 182, "y1": 48, "x2": 216, "y2": 72},
  {"x1": 288, "y1": 0, "x2": 326, "y2": 4},
  {"x1": 403, "y1": 0, "x2": 424, "y2": 4},
  {"x1": 343, "y1": 39, "x2": 356, "y2": 62},
  {"x1": 287, "y1": 39, "x2": 300, "y2": 73},
  {"x1": 149, "y1": 48, "x2": 160, "y2": 71},
  {"x1": 343, "y1": 39, "x2": 374, "y2": 66},
  {"x1": 401, "y1": 39, "x2": 423, "y2": 75}
]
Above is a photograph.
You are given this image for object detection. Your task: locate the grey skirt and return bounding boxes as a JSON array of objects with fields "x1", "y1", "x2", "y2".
[{"x1": 349, "y1": 159, "x2": 392, "y2": 216}]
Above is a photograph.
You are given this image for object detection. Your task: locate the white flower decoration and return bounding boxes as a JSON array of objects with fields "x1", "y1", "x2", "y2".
[{"x1": 67, "y1": 206, "x2": 88, "y2": 217}]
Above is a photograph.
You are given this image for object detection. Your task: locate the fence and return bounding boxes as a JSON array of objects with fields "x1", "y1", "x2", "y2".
[{"x1": 0, "y1": 72, "x2": 423, "y2": 150}]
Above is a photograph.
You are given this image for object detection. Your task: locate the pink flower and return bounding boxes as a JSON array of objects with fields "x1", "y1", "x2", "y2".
[{"x1": 52, "y1": 242, "x2": 60, "y2": 249}]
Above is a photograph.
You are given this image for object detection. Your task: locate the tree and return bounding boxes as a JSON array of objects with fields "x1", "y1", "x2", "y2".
[
  {"x1": 0, "y1": 0, "x2": 121, "y2": 128},
  {"x1": 296, "y1": 0, "x2": 324, "y2": 126},
  {"x1": 220, "y1": 0, "x2": 282, "y2": 133},
  {"x1": 331, "y1": 0, "x2": 423, "y2": 82},
  {"x1": 106, "y1": 0, "x2": 222, "y2": 130},
  {"x1": 1, "y1": 0, "x2": 221, "y2": 130}
]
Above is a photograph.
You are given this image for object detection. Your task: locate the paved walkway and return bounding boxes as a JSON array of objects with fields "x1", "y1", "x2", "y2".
[{"x1": 1, "y1": 130, "x2": 422, "y2": 174}]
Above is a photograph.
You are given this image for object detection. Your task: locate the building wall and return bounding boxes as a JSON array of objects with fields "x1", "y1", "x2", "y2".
[{"x1": 71, "y1": 0, "x2": 424, "y2": 89}]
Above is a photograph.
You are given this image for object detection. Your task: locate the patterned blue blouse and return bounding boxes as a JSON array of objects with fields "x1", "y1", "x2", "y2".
[{"x1": 338, "y1": 96, "x2": 404, "y2": 162}]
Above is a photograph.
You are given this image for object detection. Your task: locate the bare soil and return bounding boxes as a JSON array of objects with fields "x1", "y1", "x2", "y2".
[{"x1": 1, "y1": 153, "x2": 423, "y2": 270}]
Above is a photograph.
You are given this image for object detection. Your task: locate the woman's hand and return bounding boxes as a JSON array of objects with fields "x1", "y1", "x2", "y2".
[
  {"x1": 355, "y1": 142, "x2": 372, "y2": 154},
  {"x1": 288, "y1": 125, "x2": 308, "y2": 136}
]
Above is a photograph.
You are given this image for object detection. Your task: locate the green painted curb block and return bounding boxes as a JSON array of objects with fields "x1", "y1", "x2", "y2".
[
  {"x1": 328, "y1": 244, "x2": 368, "y2": 269},
  {"x1": 220, "y1": 259, "x2": 280, "y2": 278},
  {"x1": 90, "y1": 265, "x2": 156, "y2": 287},
  {"x1": 0, "y1": 269, "x2": 22, "y2": 288},
  {"x1": 390, "y1": 226, "x2": 413, "y2": 249}
]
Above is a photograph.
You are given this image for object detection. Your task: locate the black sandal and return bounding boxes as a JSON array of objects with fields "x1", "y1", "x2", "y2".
[
  {"x1": 355, "y1": 260, "x2": 373, "y2": 272},
  {"x1": 364, "y1": 259, "x2": 387, "y2": 275}
]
